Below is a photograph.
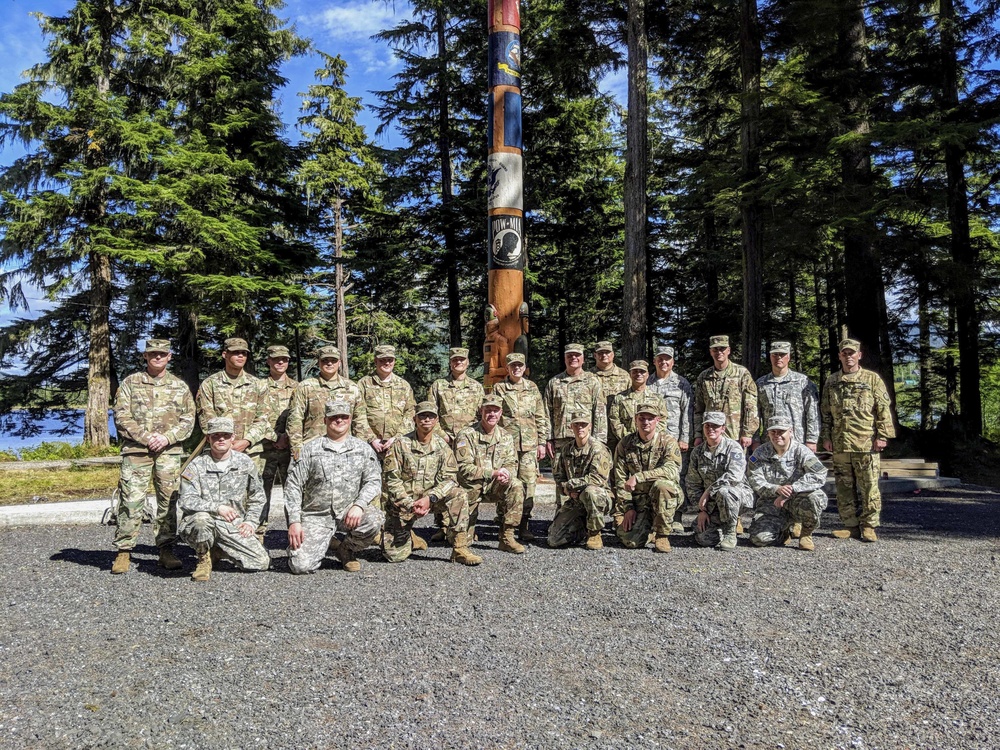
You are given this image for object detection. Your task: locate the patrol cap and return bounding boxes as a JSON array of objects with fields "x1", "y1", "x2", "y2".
[
  {"x1": 594, "y1": 340, "x2": 614, "y2": 353},
  {"x1": 709, "y1": 335, "x2": 729, "y2": 349},
  {"x1": 569, "y1": 412, "x2": 591, "y2": 425},
  {"x1": 415, "y1": 400, "x2": 439, "y2": 416},
  {"x1": 839, "y1": 338, "x2": 862, "y2": 352},
  {"x1": 324, "y1": 400, "x2": 352, "y2": 417},
  {"x1": 703, "y1": 411, "x2": 727, "y2": 426},
  {"x1": 144, "y1": 339, "x2": 171, "y2": 354},
  {"x1": 205, "y1": 417, "x2": 235, "y2": 435},
  {"x1": 635, "y1": 400, "x2": 662, "y2": 416},
  {"x1": 654, "y1": 345, "x2": 674, "y2": 359},
  {"x1": 374, "y1": 344, "x2": 396, "y2": 359},
  {"x1": 564, "y1": 343, "x2": 584, "y2": 355},
  {"x1": 316, "y1": 345, "x2": 341, "y2": 360},
  {"x1": 223, "y1": 337, "x2": 250, "y2": 353},
  {"x1": 506, "y1": 352, "x2": 526, "y2": 365},
  {"x1": 769, "y1": 341, "x2": 791, "y2": 355},
  {"x1": 266, "y1": 345, "x2": 290, "y2": 359},
  {"x1": 480, "y1": 394, "x2": 503, "y2": 409},
  {"x1": 629, "y1": 360, "x2": 649, "y2": 372},
  {"x1": 449, "y1": 347, "x2": 470, "y2": 360},
  {"x1": 767, "y1": 415, "x2": 793, "y2": 432}
]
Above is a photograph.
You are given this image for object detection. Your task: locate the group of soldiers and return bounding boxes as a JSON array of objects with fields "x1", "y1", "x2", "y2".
[{"x1": 108, "y1": 333, "x2": 895, "y2": 580}]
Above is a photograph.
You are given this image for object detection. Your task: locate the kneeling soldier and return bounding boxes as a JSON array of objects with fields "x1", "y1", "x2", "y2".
[
  {"x1": 382, "y1": 401, "x2": 482, "y2": 565},
  {"x1": 613, "y1": 400, "x2": 683, "y2": 552},
  {"x1": 454, "y1": 395, "x2": 526, "y2": 554},
  {"x1": 688, "y1": 411, "x2": 753, "y2": 551},
  {"x1": 177, "y1": 417, "x2": 270, "y2": 582},
  {"x1": 547, "y1": 412, "x2": 614, "y2": 550},
  {"x1": 284, "y1": 401, "x2": 385, "y2": 574},
  {"x1": 747, "y1": 416, "x2": 829, "y2": 551}
]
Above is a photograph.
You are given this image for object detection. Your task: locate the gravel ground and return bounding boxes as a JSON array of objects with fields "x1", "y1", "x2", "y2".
[{"x1": 0, "y1": 486, "x2": 998, "y2": 750}]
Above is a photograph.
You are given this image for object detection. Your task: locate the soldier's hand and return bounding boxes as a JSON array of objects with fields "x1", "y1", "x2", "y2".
[
  {"x1": 739, "y1": 436, "x2": 752, "y2": 449},
  {"x1": 342, "y1": 503, "x2": 364, "y2": 530},
  {"x1": 147, "y1": 433, "x2": 168, "y2": 453},
  {"x1": 624, "y1": 475, "x2": 638, "y2": 492},
  {"x1": 384, "y1": 437, "x2": 397, "y2": 450},
  {"x1": 371, "y1": 439, "x2": 385, "y2": 453},
  {"x1": 217, "y1": 505, "x2": 239, "y2": 523},
  {"x1": 696, "y1": 510, "x2": 709, "y2": 533},
  {"x1": 288, "y1": 522, "x2": 304, "y2": 549},
  {"x1": 776, "y1": 485, "x2": 793, "y2": 499},
  {"x1": 536, "y1": 445, "x2": 547, "y2": 461},
  {"x1": 493, "y1": 468, "x2": 511, "y2": 485},
  {"x1": 413, "y1": 497, "x2": 431, "y2": 517},
  {"x1": 694, "y1": 437, "x2": 703, "y2": 447},
  {"x1": 569, "y1": 490, "x2": 580, "y2": 500},
  {"x1": 873, "y1": 437, "x2": 887, "y2": 452},
  {"x1": 546, "y1": 440, "x2": 555, "y2": 460},
  {"x1": 622, "y1": 509, "x2": 636, "y2": 531},
  {"x1": 232, "y1": 439, "x2": 251, "y2": 453},
  {"x1": 805, "y1": 442, "x2": 817, "y2": 452},
  {"x1": 237, "y1": 521, "x2": 254, "y2": 538},
  {"x1": 823, "y1": 439, "x2": 833, "y2": 452},
  {"x1": 678, "y1": 441, "x2": 689, "y2": 452}
]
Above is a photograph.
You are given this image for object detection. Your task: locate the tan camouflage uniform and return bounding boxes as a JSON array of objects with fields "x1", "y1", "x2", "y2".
[
  {"x1": 545, "y1": 370, "x2": 608, "y2": 451},
  {"x1": 196, "y1": 369, "x2": 272, "y2": 469},
  {"x1": 747, "y1": 441, "x2": 828, "y2": 546},
  {"x1": 492, "y1": 375, "x2": 550, "y2": 522},
  {"x1": 286, "y1": 373, "x2": 366, "y2": 456},
  {"x1": 357, "y1": 373, "x2": 416, "y2": 443},
  {"x1": 608, "y1": 388, "x2": 668, "y2": 454},
  {"x1": 427, "y1": 375, "x2": 485, "y2": 439},
  {"x1": 113, "y1": 370, "x2": 196, "y2": 550},
  {"x1": 594, "y1": 364, "x2": 631, "y2": 414},
  {"x1": 547, "y1": 436, "x2": 613, "y2": 547},
  {"x1": 694, "y1": 363, "x2": 759, "y2": 441},
  {"x1": 687, "y1": 436, "x2": 754, "y2": 547},
  {"x1": 454, "y1": 423, "x2": 524, "y2": 536},
  {"x1": 612, "y1": 431, "x2": 683, "y2": 548}
]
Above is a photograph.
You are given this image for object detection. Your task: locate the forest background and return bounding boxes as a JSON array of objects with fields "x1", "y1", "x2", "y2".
[{"x1": 1, "y1": 0, "x2": 999, "y2": 475}]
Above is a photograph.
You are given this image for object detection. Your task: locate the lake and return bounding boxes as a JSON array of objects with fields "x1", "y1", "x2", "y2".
[{"x1": 0, "y1": 410, "x2": 117, "y2": 453}]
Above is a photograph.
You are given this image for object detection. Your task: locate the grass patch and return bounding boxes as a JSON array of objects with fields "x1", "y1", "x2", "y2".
[
  {"x1": 0, "y1": 441, "x2": 120, "y2": 462},
  {"x1": 0, "y1": 466, "x2": 119, "y2": 505}
]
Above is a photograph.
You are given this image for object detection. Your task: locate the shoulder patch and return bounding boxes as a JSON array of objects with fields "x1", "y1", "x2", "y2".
[
  {"x1": 748, "y1": 455, "x2": 758, "y2": 465},
  {"x1": 181, "y1": 469, "x2": 195, "y2": 482}
]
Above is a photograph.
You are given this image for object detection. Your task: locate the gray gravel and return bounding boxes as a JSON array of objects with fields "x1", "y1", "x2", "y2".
[{"x1": 0, "y1": 487, "x2": 998, "y2": 749}]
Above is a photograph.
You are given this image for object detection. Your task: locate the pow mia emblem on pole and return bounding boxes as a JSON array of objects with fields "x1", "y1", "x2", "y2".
[{"x1": 488, "y1": 215, "x2": 524, "y2": 270}]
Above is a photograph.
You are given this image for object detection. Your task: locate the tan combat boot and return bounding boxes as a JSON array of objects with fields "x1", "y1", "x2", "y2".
[
  {"x1": 832, "y1": 526, "x2": 861, "y2": 540},
  {"x1": 450, "y1": 532, "x2": 483, "y2": 566},
  {"x1": 788, "y1": 522, "x2": 802, "y2": 539},
  {"x1": 653, "y1": 534, "x2": 672, "y2": 553},
  {"x1": 585, "y1": 532, "x2": 603, "y2": 550},
  {"x1": 191, "y1": 550, "x2": 212, "y2": 582},
  {"x1": 498, "y1": 526, "x2": 526, "y2": 554},
  {"x1": 111, "y1": 551, "x2": 131, "y2": 575},
  {"x1": 410, "y1": 530, "x2": 428, "y2": 551},
  {"x1": 716, "y1": 521, "x2": 738, "y2": 552},
  {"x1": 798, "y1": 525, "x2": 816, "y2": 551},
  {"x1": 860, "y1": 525, "x2": 878, "y2": 543},
  {"x1": 158, "y1": 546, "x2": 182, "y2": 571},
  {"x1": 735, "y1": 517, "x2": 745, "y2": 534},
  {"x1": 336, "y1": 545, "x2": 361, "y2": 572}
]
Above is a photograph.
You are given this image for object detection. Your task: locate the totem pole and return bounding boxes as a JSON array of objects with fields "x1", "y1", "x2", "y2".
[{"x1": 485, "y1": 0, "x2": 525, "y2": 389}]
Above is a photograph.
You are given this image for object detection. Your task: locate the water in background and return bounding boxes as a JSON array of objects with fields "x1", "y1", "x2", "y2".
[{"x1": 0, "y1": 410, "x2": 117, "y2": 453}]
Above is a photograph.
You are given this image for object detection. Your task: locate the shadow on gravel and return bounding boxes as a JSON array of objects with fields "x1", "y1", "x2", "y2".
[
  {"x1": 884, "y1": 488, "x2": 1000, "y2": 541},
  {"x1": 50, "y1": 543, "x2": 186, "y2": 575}
]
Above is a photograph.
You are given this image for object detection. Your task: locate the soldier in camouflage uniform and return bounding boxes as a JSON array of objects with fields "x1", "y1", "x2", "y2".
[
  {"x1": 548, "y1": 412, "x2": 613, "y2": 550},
  {"x1": 492, "y1": 352, "x2": 550, "y2": 542},
  {"x1": 381, "y1": 402, "x2": 481, "y2": 566},
  {"x1": 177, "y1": 417, "x2": 270, "y2": 582},
  {"x1": 285, "y1": 345, "x2": 366, "y2": 459},
  {"x1": 454, "y1": 395, "x2": 526, "y2": 554},
  {"x1": 257, "y1": 344, "x2": 297, "y2": 542},
  {"x1": 545, "y1": 343, "x2": 608, "y2": 488},
  {"x1": 648, "y1": 344, "x2": 695, "y2": 531},
  {"x1": 694, "y1": 335, "x2": 759, "y2": 449},
  {"x1": 747, "y1": 416, "x2": 829, "y2": 552},
  {"x1": 612, "y1": 400, "x2": 684, "y2": 552},
  {"x1": 592, "y1": 340, "x2": 631, "y2": 416},
  {"x1": 688, "y1": 412, "x2": 754, "y2": 551},
  {"x1": 111, "y1": 339, "x2": 196, "y2": 575},
  {"x1": 755, "y1": 341, "x2": 820, "y2": 451},
  {"x1": 195, "y1": 338, "x2": 271, "y2": 474},
  {"x1": 608, "y1": 360, "x2": 667, "y2": 454},
  {"x1": 821, "y1": 338, "x2": 895, "y2": 543},
  {"x1": 284, "y1": 401, "x2": 385, "y2": 574}
]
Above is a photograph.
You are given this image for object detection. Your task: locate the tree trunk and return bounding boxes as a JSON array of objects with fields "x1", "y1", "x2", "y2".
[
  {"x1": 704, "y1": 210, "x2": 722, "y2": 336},
  {"x1": 333, "y1": 197, "x2": 350, "y2": 377},
  {"x1": 436, "y1": 8, "x2": 462, "y2": 347},
  {"x1": 946, "y1": 302, "x2": 958, "y2": 415},
  {"x1": 84, "y1": 249, "x2": 112, "y2": 447},
  {"x1": 622, "y1": 0, "x2": 648, "y2": 365},
  {"x1": 918, "y1": 270, "x2": 931, "y2": 430},
  {"x1": 176, "y1": 304, "x2": 201, "y2": 396}
]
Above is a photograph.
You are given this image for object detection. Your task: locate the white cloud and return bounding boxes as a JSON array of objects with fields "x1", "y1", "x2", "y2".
[{"x1": 299, "y1": 0, "x2": 411, "y2": 43}]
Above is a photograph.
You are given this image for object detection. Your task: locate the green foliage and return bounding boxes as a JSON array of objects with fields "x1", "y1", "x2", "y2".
[{"x1": 13, "y1": 441, "x2": 120, "y2": 461}]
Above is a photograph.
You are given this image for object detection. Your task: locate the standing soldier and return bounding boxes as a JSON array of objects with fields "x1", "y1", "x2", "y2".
[
  {"x1": 492, "y1": 352, "x2": 550, "y2": 543},
  {"x1": 688, "y1": 412, "x2": 754, "y2": 551},
  {"x1": 693, "y1": 335, "x2": 759, "y2": 449},
  {"x1": 648, "y1": 344, "x2": 695, "y2": 531},
  {"x1": 381, "y1": 402, "x2": 482, "y2": 566},
  {"x1": 547, "y1": 412, "x2": 613, "y2": 550},
  {"x1": 820, "y1": 338, "x2": 895, "y2": 542},
  {"x1": 612, "y1": 400, "x2": 683, "y2": 552},
  {"x1": 755, "y1": 341, "x2": 820, "y2": 452},
  {"x1": 357, "y1": 344, "x2": 416, "y2": 463},
  {"x1": 195, "y1": 338, "x2": 271, "y2": 475},
  {"x1": 592, "y1": 340, "x2": 631, "y2": 415},
  {"x1": 285, "y1": 345, "x2": 365, "y2": 459},
  {"x1": 545, "y1": 343, "x2": 607, "y2": 470},
  {"x1": 257, "y1": 344, "x2": 297, "y2": 543},
  {"x1": 111, "y1": 339, "x2": 196, "y2": 575},
  {"x1": 608, "y1": 360, "x2": 667, "y2": 454},
  {"x1": 177, "y1": 417, "x2": 270, "y2": 582},
  {"x1": 454, "y1": 395, "x2": 526, "y2": 554}
]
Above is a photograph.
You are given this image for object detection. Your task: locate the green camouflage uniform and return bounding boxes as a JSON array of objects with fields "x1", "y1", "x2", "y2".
[
  {"x1": 545, "y1": 370, "x2": 608, "y2": 454},
  {"x1": 357, "y1": 373, "x2": 416, "y2": 442},
  {"x1": 687, "y1": 437, "x2": 754, "y2": 547},
  {"x1": 820, "y1": 368, "x2": 895, "y2": 529},
  {"x1": 547, "y1": 436, "x2": 613, "y2": 547},
  {"x1": 755, "y1": 371, "x2": 820, "y2": 445},
  {"x1": 284, "y1": 435, "x2": 385, "y2": 574},
  {"x1": 285, "y1": 373, "x2": 366, "y2": 456},
  {"x1": 259, "y1": 373, "x2": 297, "y2": 523},
  {"x1": 381, "y1": 432, "x2": 469, "y2": 562},
  {"x1": 747, "y1": 441, "x2": 828, "y2": 546},
  {"x1": 177, "y1": 452, "x2": 270, "y2": 571},
  {"x1": 427, "y1": 375, "x2": 485, "y2": 439},
  {"x1": 113, "y1": 370, "x2": 196, "y2": 550},
  {"x1": 454, "y1": 423, "x2": 524, "y2": 535},
  {"x1": 492, "y1": 376, "x2": 550, "y2": 520},
  {"x1": 195, "y1": 369, "x2": 272, "y2": 471},
  {"x1": 608, "y1": 388, "x2": 668, "y2": 454},
  {"x1": 612, "y1": 431, "x2": 683, "y2": 548},
  {"x1": 593, "y1": 365, "x2": 631, "y2": 414},
  {"x1": 694, "y1": 362, "x2": 759, "y2": 441}
]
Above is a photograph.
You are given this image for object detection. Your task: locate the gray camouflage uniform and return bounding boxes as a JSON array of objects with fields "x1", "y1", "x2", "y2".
[
  {"x1": 283, "y1": 435, "x2": 385, "y2": 574},
  {"x1": 687, "y1": 437, "x2": 753, "y2": 547},
  {"x1": 648, "y1": 372, "x2": 695, "y2": 446},
  {"x1": 755, "y1": 371, "x2": 820, "y2": 445},
  {"x1": 747, "y1": 441, "x2": 829, "y2": 546},
  {"x1": 547, "y1": 436, "x2": 613, "y2": 547}
]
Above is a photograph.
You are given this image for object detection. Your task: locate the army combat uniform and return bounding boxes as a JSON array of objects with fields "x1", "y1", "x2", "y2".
[
  {"x1": 454, "y1": 422, "x2": 524, "y2": 541},
  {"x1": 285, "y1": 372, "x2": 366, "y2": 457},
  {"x1": 547, "y1": 435, "x2": 613, "y2": 548},
  {"x1": 428, "y1": 375, "x2": 485, "y2": 440},
  {"x1": 284, "y1": 434, "x2": 385, "y2": 574},
  {"x1": 357, "y1": 372, "x2": 416, "y2": 444},
  {"x1": 747, "y1": 441, "x2": 828, "y2": 546},
  {"x1": 755, "y1": 370, "x2": 820, "y2": 446},
  {"x1": 613, "y1": 430, "x2": 683, "y2": 549},
  {"x1": 687, "y1": 435, "x2": 753, "y2": 549},
  {"x1": 545, "y1": 370, "x2": 608, "y2": 456},
  {"x1": 196, "y1": 369, "x2": 271, "y2": 472},
  {"x1": 648, "y1": 371, "x2": 694, "y2": 447},
  {"x1": 694, "y1": 362, "x2": 759, "y2": 442},
  {"x1": 593, "y1": 364, "x2": 631, "y2": 415},
  {"x1": 259, "y1": 369, "x2": 297, "y2": 532},
  {"x1": 608, "y1": 388, "x2": 668, "y2": 455}
]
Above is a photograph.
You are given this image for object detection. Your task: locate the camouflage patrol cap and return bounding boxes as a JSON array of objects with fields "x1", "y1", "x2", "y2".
[
  {"x1": 703, "y1": 411, "x2": 727, "y2": 426},
  {"x1": 767, "y1": 415, "x2": 793, "y2": 432},
  {"x1": 316, "y1": 345, "x2": 341, "y2": 360},
  {"x1": 635, "y1": 400, "x2": 662, "y2": 416},
  {"x1": 769, "y1": 341, "x2": 791, "y2": 354},
  {"x1": 569, "y1": 412, "x2": 591, "y2": 425},
  {"x1": 506, "y1": 352, "x2": 526, "y2": 365},
  {"x1": 594, "y1": 340, "x2": 614, "y2": 353},
  {"x1": 223, "y1": 337, "x2": 250, "y2": 353},
  {"x1": 839, "y1": 338, "x2": 862, "y2": 352},
  {"x1": 709, "y1": 335, "x2": 729, "y2": 349},
  {"x1": 205, "y1": 417, "x2": 235, "y2": 435},
  {"x1": 654, "y1": 345, "x2": 675, "y2": 358},
  {"x1": 266, "y1": 345, "x2": 290, "y2": 359},
  {"x1": 324, "y1": 400, "x2": 352, "y2": 417},
  {"x1": 480, "y1": 394, "x2": 503, "y2": 410},
  {"x1": 629, "y1": 360, "x2": 649, "y2": 372},
  {"x1": 449, "y1": 347, "x2": 470, "y2": 360},
  {"x1": 374, "y1": 344, "x2": 396, "y2": 359},
  {"x1": 564, "y1": 343, "x2": 584, "y2": 355},
  {"x1": 415, "y1": 400, "x2": 439, "y2": 416},
  {"x1": 144, "y1": 339, "x2": 171, "y2": 354}
]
